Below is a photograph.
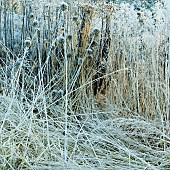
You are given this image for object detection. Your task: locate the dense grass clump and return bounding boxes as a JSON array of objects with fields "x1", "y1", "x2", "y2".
[{"x1": 0, "y1": 0, "x2": 169, "y2": 169}]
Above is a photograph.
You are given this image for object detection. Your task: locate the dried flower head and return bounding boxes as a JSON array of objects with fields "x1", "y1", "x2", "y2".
[
  {"x1": 33, "y1": 108, "x2": 39, "y2": 113},
  {"x1": 33, "y1": 19, "x2": 38, "y2": 27},
  {"x1": 57, "y1": 36, "x2": 65, "y2": 46},
  {"x1": 30, "y1": 13, "x2": 34, "y2": 20},
  {"x1": 60, "y1": 2, "x2": 68, "y2": 11},
  {"x1": 67, "y1": 53, "x2": 72, "y2": 58},
  {"x1": 81, "y1": 4, "x2": 94, "y2": 15},
  {"x1": 67, "y1": 34, "x2": 72, "y2": 41},
  {"x1": 25, "y1": 39, "x2": 32, "y2": 48},
  {"x1": 72, "y1": 16, "x2": 78, "y2": 22},
  {"x1": 78, "y1": 58, "x2": 83, "y2": 65},
  {"x1": 88, "y1": 55, "x2": 93, "y2": 60},
  {"x1": 52, "y1": 90, "x2": 58, "y2": 96},
  {"x1": 58, "y1": 89, "x2": 64, "y2": 96},
  {"x1": 92, "y1": 28, "x2": 100, "y2": 37}
]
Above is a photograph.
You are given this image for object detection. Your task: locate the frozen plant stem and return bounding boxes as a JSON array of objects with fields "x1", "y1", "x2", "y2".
[{"x1": 64, "y1": 11, "x2": 68, "y2": 170}]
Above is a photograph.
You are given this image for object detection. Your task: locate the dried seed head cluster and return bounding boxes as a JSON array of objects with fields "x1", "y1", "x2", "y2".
[
  {"x1": 81, "y1": 4, "x2": 95, "y2": 15},
  {"x1": 60, "y1": 2, "x2": 68, "y2": 12}
]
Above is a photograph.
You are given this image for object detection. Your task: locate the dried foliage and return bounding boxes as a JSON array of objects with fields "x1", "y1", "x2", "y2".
[{"x1": 0, "y1": 0, "x2": 169, "y2": 169}]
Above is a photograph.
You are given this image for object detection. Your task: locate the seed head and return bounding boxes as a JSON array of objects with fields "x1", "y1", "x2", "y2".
[
  {"x1": 57, "y1": 36, "x2": 65, "y2": 46},
  {"x1": 58, "y1": 89, "x2": 64, "y2": 96},
  {"x1": 82, "y1": 4, "x2": 94, "y2": 15},
  {"x1": 33, "y1": 19, "x2": 38, "y2": 27},
  {"x1": 30, "y1": 13, "x2": 34, "y2": 20},
  {"x1": 25, "y1": 39, "x2": 32, "y2": 48},
  {"x1": 67, "y1": 53, "x2": 72, "y2": 58},
  {"x1": 92, "y1": 28, "x2": 100, "y2": 37},
  {"x1": 52, "y1": 90, "x2": 58, "y2": 96},
  {"x1": 33, "y1": 108, "x2": 39, "y2": 113},
  {"x1": 88, "y1": 55, "x2": 93, "y2": 60},
  {"x1": 78, "y1": 58, "x2": 83, "y2": 65},
  {"x1": 60, "y1": 2, "x2": 68, "y2": 11},
  {"x1": 72, "y1": 16, "x2": 78, "y2": 22},
  {"x1": 67, "y1": 34, "x2": 72, "y2": 41}
]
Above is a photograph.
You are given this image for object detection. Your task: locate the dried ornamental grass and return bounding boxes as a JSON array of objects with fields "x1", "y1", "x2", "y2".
[{"x1": 0, "y1": 0, "x2": 170, "y2": 169}]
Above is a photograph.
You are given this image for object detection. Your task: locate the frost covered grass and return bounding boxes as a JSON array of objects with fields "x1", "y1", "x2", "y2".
[{"x1": 0, "y1": 0, "x2": 170, "y2": 169}]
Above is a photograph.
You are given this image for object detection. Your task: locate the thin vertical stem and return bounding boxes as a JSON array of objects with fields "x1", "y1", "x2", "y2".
[
  {"x1": 64, "y1": 10, "x2": 68, "y2": 170},
  {"x1": 0, "y1": 0, "x2": 2, "y2": 41},
  {"x1": 3, "y1": 0, "x2": 7, "y2": 46}
]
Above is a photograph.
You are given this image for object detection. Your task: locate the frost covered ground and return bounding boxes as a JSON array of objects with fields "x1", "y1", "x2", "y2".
[{"x1": 0, "y1": 0, "x2": 170, "y2": 169}]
